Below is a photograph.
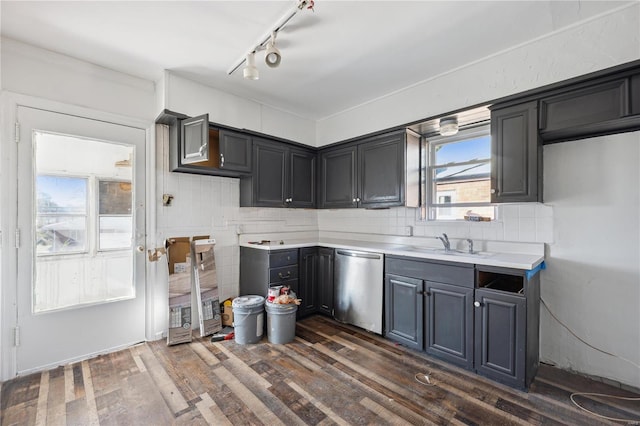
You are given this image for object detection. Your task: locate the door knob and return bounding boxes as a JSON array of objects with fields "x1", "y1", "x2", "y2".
[{"x1": 136, "y1": 245, "x2": 145, "y2": 253}]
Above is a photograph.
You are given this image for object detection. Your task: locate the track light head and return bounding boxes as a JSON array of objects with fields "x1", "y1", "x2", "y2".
[
  {"x1": 265, "y1": 32, "x2": 281, "y2": 68},
  {"x1": 439, "y1": 117, "x2": 459, "y2": 136},
  {"x1": 243, "y1": 52, "x2": 259, "y2": 80}
]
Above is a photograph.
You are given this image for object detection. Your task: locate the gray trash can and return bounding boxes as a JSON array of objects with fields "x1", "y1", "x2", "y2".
[
  {"x1": 265, "y1": 301, "x2": 298, "y2": 344},
  {"x1": 232, "y1": 295, "x2": 265, "y2": 344}
]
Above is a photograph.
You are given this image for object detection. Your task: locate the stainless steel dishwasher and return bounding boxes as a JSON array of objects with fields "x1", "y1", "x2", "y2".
[{"x1": 334, "y1": 249, "x2": 384, "y2": 334}]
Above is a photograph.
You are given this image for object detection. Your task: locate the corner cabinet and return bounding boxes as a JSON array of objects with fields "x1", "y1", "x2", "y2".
[
  {"x1": 318, "y1": 130, "x2": 420, "y2": 209},
  {"x1": 240, "y1": 138, "x2": 316, "y2": 208},
  {"x1": 156, "y1": 110, "x2": 252, "y2": 177},
  {"x1": 490, "y1": 101, "x2": 542, "y2": 203}
]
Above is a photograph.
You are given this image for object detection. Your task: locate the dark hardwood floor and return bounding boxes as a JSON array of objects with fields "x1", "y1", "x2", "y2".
[{"x1": 2, "y1": 315, "x2": 639, "y2": 425}]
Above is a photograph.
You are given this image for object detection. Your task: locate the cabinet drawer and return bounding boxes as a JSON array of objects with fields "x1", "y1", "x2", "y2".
[
  {"x1": 270, "y1": 265, "x2": 299, "y2": 283},
  {"x1": 386, "y1": 256, "x2": 474, "y2": 287},
  {"x1": 269, "y1": 250, "x2": 298, "y2": 268}
]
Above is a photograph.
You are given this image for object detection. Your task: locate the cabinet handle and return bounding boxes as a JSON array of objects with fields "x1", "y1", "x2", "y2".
[
  {"x1": 199, "y1": 142, "x2": 208, "y2": 157},
  {"x1": 490, "y1": 188, "x2": 496, "y2": 194},
  {"x1": 356, "y1": 197, "x2": 361, "y2": 202},
  {"x1": 353, "y1": 198, "x2": 357, "y2": 203},
  {"x1": 278, "y1": 271, "x2": 291, "y2": 279},
  {"x1": 474, "y1": 301, "x2": 481, "y2": 308},
  {"x1": 220, "y1": 153, "x2": 225, "y2": 168}
]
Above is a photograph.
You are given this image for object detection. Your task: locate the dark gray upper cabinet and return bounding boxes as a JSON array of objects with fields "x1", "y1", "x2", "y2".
[
  {"x1": 289, "y1": 148, "x2": 316, "y2": 208},
  {"x1": 490, "y1": 101, "x2": 541, "y2": 203},
  {"x1": 539, "y1": 76, "x2": 640, "y2": 144},
  {"x1": 218, "y1": 129, "x2": 252, "y2": 173},
  {"x1": 157, "y1": 110, "x2": 252, "y2": 177},
  {"x1": 180, "y1": 114, "x2": 209, "y2": 164},
  {"x1": 318, "y1": 145, "x2": 358, "y2": 208},
  {"x1": 424, "y1": 281, "x2": 474, "y2": 370},
  {"x1": 240, "y1": 138, "x2": 316, "y2": 208},
  {"x1": 318, "y1": 130, "x2": 419, "y2": 209}
]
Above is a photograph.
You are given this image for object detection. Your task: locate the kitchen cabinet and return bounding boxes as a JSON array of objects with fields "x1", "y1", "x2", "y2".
[
  {"x1": 490, "y1": 101, "x2": 541, "y2": 203},
  {"x1": 385, "y1": 274, "x2": 423, "y2": 351},
  {"x1": 240, "y1": 138, "x2": 316, "y2": 208},
  {"x1": 385, "y1": 256, "x2": 474, "y2": 366},
  {"x1": 474, "y1": 266, "x2": 540, "y2": 390},
  {"x1": 318, "y1": 130, "x2": 420, "y2": 209},
  {"x1": 385, "y1": 255, "x2": 540, "y2": 389},
  {"x1": 425, "y1": 281, "x2": 474, "y2": 370},
  {"x1": 539, "y1": 75, "x2": 640, "y2": 143},
  {"x1": 316, "y1": 247, "x2": 335, "y2": 316},
  {"x1": 239, "y1": 247, "x2": 299, "y2": 297},
  {"x1": 156, "y1": 110, "x2": 252, "y2": 177},
  {"x1": 297, "y1": 247, "x2": 334, "y2": 318},
  {"x1": 298, "y1": 247, "x2": 318, "y2": 318}
]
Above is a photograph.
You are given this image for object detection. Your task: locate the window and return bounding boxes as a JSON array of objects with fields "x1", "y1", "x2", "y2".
[
  {"x1": 423, "y1": 125, "x2": 494, "y2": 221},
  {"x1": 98, "y1": 180, "x2": 133, "y2": 250}
]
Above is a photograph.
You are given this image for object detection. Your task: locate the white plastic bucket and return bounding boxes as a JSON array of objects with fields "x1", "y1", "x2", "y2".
[
  {"x1": 232, "y1": 295, "x2": 265, "y2": 344},
  {"x1": 265, "y1": 301, "x2": 298, "y2": 344}
]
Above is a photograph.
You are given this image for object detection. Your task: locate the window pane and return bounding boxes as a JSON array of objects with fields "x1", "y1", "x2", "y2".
[
  {"x1": 37, "y1": 175, "x2": 87, "y2": 214},
  {"x1": 99, "y1": 181, "x2": 132, "y2": 214},
  {"x1": 432, "y1": 205, "x2": 496, "y2": 221},
  {"x1": 36, "y1": 215, "x2": 87, "y2": 254},
  {"x1": 99, "y1": 216, "x2": 133, "y2": 250},
  {"x1": 433, "y1": 135, "x2": 490, "y2": 165},
  {"x1": 434, "y1": 160, "x2": 490, "y2": 182},
  {"x1": 435, "y1": 179, "x2": 492, "y2": 205}
]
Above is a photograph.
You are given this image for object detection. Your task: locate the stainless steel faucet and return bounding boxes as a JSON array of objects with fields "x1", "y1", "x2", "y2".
[
  {"x1": 436, "y1": 233, "x2": 451, "y2": 251},
  {"x1": 466, "y1": 238, "x2": 474, "y2": 254}
]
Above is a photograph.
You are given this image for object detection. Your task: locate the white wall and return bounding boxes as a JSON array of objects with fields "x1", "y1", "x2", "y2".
[
  {"x1": 316, "y1": 3, "x2": 640, "y2": 145},
  {"x1": 162, "y1": 72, "x2": 315, "y2": 145},
  {"x1": 542, "y1": 132, "x2": 640, "y2": 388}
]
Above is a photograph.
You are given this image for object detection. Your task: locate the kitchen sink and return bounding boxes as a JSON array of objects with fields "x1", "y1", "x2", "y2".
[{"x1": 401, "y1": 246, "x2": 494, "y2": 258}]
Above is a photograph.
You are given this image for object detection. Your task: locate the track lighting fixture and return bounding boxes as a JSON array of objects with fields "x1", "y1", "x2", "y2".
[
  {"x1": 439, "y1": 117, "x2": 459, "y2": 136},
  {"x1": 228, "y1": 0, "x2": 314, "y2": 80},
  {"x1": 265, "y1": 32, "x2": 281, "y2": 68},
  {"x1": 243, "y1": 52, "x2": 259, "y2": 80}
]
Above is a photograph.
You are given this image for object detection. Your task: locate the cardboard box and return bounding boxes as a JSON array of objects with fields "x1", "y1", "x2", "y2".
[
  {"x1": 192, "y1": 236, "x2": 222, "y2": 337},
  {"x1": 221, "y1": 302, "x2": 234, "y2": 327},
  {"x1": 166, "y1": 237, "x2": 193, "y2": 346}
]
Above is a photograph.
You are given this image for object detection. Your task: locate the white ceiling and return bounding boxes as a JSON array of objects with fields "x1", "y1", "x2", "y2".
[{"x1": 1, "y1": 1, "x2": 633, "y2": 121}]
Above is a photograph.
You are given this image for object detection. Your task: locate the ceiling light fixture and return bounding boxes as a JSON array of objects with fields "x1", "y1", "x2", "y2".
[
  {"x1": 243, "y1": 52, "x2": 259, "y2": 80},
  {"x1": 228, "y1": 0, "x2": 314, "y2": 80},
  {"x1": 265, "y1": 32, "x2": 281, "y2": 68},
  {"x1": 439, "y1": 117, "x2": 459, "y2": 136}
]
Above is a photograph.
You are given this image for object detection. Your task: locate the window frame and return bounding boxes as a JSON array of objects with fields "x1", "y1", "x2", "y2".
[{"x1": 423, "y1": 123, "x2": 494, "y2": 221}]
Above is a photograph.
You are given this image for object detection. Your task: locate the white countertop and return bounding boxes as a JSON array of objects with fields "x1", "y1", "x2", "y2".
[{"x1": 240, "y1": 235, "x2": 544, "y2": 271}]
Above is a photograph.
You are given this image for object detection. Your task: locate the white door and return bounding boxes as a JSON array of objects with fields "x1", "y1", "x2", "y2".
[{"x1": 16, "y1": 106, "x2": 146, "y2": 374}]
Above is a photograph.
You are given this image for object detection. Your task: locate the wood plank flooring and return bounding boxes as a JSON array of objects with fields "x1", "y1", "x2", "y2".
[{"x1": 2, "y1": 315, "x2": 639, "y2": 425}]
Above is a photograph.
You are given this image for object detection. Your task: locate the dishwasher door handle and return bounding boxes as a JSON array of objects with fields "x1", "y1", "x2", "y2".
[{"x1": 336, "y1": 250, "x2": 381, "y2": 260}]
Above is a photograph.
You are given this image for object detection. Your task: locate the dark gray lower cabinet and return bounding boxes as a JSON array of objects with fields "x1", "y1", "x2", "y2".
[
  {"x1": 384, "y1": 255, "x2": 540, "y2": 390},
  {"x1": 385, "y1": 274, "x2": 423, "y2": 351},
  {"x1": 296, "y1": 246, "x2": 334, "y2": 318},
  {"x1": 239, "y1": 247, "x2": 298, "y2": 297},
  {"x1": 316, "y1": 247, "x2": 334, "y2": 316},
  {"x1": 424, "y1": 281, "x2": 473, "y2": 370},
  {"x1": 474, "y1": 288, "x2": 525, "y2": 388}
]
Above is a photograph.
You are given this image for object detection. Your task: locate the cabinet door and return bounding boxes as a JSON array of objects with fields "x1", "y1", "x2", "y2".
[
  {"x1": 318, "y1": 145, "x2": 357, "y2": 208},
  {"x1": 317, "y1": 247, "x2": 334, "y2": 316},
  {"x1": 358, "y1": 133, "x2": 405, "y2": 208},
  {"x1": 289, "y1": 148, "x2": 316, "y2": 208},
  {"x1": 490, "y1": 101, "x2": 540, "y2": 203},
  {"x1": 385, "y1": 274, "x2": 424, "y2": 351},
  {"x1": 474, "y1": 288, "x2": 526, "y2": 389},
  {"x1": 219, "y1": 129, "x2": 252, "y2": 173},
  {"x1": 252, "y1": 139, "x2": 287, "y2": 207},
  {"x1": 180, "y1": 114, "x2": 209, "y2": 165},
  {"x1": 424, "y1": 281, "x2": 473, "y2": 369},
  {"x1": 298, "y1": 247, "x2": 318, "y2": 318}
]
